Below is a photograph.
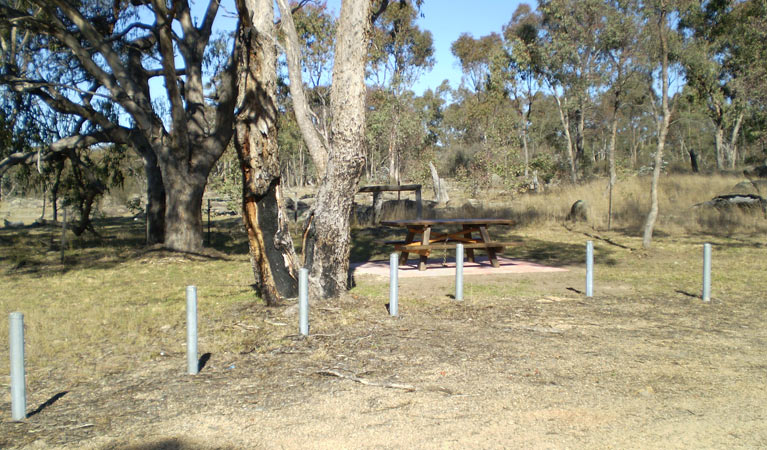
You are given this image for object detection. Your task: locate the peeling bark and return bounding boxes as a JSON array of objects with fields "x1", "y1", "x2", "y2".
[
  {"x1": 302, "y1": 0, "x2": 372, "y2": 299},
  {"x1": 233, "y1": 0, "x2": 298, "y2": 304}
]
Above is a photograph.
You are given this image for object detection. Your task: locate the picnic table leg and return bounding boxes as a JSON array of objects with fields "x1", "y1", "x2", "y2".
[
  {"x1": 418, "y1": 226, "x2": 431, "y2": 271},
  {"x1": 462, "y1": 225, "x2": 476, "y2": 263},
  {"x1": 478, "y1": 225, "x2": 500, "y2": 267},
  {"x1": 399, "y1": 230, "x2": 415, "y2": 265}
]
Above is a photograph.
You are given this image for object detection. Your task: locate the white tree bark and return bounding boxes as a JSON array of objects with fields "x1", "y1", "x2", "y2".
[
  {"x1": 642, "y1": 3, "x2": 673, "y2": 249},
  {"x1": 275, "y1": 0, "x2": 330, "y2": 178},
  {"x1": 429, "y1": 161, "x2": 449, "y2": 206}
]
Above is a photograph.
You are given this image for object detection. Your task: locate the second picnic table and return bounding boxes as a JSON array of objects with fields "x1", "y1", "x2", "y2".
[{"x1": 380, "y1": 218, "x2": 517, "y2": 271}]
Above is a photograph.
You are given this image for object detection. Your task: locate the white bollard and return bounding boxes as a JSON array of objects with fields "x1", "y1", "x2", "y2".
[
  {"x1": 389, "y1": 253, "x2": 399, "y2": 316},
  {"x1": 702, "y1": 243, "x2": 711, "y2": 302},
  {"x1": 10, "y1": 312, "x2": 27, "y2": 420},
  {"x1": 586, "y1": 241, "x2": 594, "y2": 297},
  {"x1": 299, "y1": 268, "x2": 309, "y2": 336},
  {"x1": 455, "y1": 244, "x2": 464, "y2": 301},
  {"x1": 186, "y1": 286, "x2": 198, "y2": 375}
]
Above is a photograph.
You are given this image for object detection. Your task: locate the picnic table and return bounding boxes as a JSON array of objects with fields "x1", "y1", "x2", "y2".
[{"x1": 380, "y1": 218, "x2": 517, "y2": 271}]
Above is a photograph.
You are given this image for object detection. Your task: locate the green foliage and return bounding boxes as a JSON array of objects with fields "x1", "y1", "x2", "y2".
[
  {"x1": 208, "y1": 144, "x2": 241, "y2": 209},
  {"x1": 368, "y1": 1, "x2": 435, "y2": 89},
  {"x1": 292, "y1": 1, "x2": 336, "y2": 88}
]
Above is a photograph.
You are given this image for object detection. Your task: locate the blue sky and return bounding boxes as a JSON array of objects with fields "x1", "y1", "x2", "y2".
[
  {"x1": 322, "y1": 0, "x2": 529, "y2": 94},
  {"x1": 405, "y1": 1, "x2": 528, "y2": 94},
  {"x1": 197, "y1": 0, "x2": 531, "y2": 94}
]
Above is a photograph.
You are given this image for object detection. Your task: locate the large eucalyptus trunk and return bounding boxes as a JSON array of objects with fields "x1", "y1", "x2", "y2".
[
  {"x1": 142, "y1": 150, "x2": 166, "y2": 245},
  {"x1": 233, "y1": 0, "x2": 298, "y2": 304},
  {"x1": 302, "y1": 0, "x2": 371, "y2": 299},
  {"x1": 162, "y1": 163, "x2": 207, "y2": 252}
]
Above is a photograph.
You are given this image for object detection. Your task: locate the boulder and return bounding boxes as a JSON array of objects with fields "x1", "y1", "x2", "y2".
[
  {"x1": 731, "y1": 180, "x2": 767, "y2": 196},
  {"x1": 567, "y1": 200, "x2": 588, "y2": 222},
  {"x1": 698, "y1": 194, "x2": 767, "y2": 212}
]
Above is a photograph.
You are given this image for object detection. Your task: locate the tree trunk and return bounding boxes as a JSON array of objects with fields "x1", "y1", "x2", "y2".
[
  {"x1": 429, "y1": 161, "x2": 449, "y2": 206},
  {"x1": 714, "y1": 121, "x2": 725, "y2": 171},
  {"x1": 607, "y1": 103, "x2": 619, "y2": 231},
  {"x1": 642, "y1": 5, "x2": 672, "y2": 250},
  {"x1": 575, "y1": 106, "x2": 585, "y2": 174},
  {"x1": 554, "y1": 94, "x2": 577, "y2": 183},
  {"x1": 521, "y1": 118, "x2": 530, "y2": 178},
  {"x1": 275, "y1": 0, "x2": 329, "y2": 178},
  {"x1": 388, "y1": 105, "x2": 400, "y2": 185},
  {"x1": 728, "y1": 111, "x2": 744, "y2": 169},
  {"x1": 233, "y1": 0, "x2": 298, "y2": 304},
  {"x1": 303, "y1": 0, "x2": 371, "y2": 299},
  {"x1": 142, "y1": 150, "x2": 166, "y2": 245},
  {"x1": 162, "y1": 164, "x2": 207, "y2": 253}
]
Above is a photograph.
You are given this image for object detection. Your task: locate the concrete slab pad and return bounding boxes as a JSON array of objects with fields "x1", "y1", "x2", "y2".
[{"x1": 351, "y1": 255, "x2": 568, "y2": 278}]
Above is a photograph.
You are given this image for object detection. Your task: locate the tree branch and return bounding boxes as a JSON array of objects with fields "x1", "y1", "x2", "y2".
[
  {"x1": 275, "y1": 0, "x2": 329, "y2": 177},
  {"x1": 370, "y1": 0, "x2": 391, "y2": 24},
  {"x1": 31, "y1": 1, "x2": 154, "y2": 132},
  {"x1": 0, "y1": 133, "x2": 111, "y2": 177},
  {"x1": 150, "y1": 0, "x2": 190, "y2": 152}
]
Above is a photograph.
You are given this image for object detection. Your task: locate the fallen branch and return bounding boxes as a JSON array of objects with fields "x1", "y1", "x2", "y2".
[
  {"x1": 582, "y1": 231, "x2": 633, "y2": 250},
  {"x1": 316, "y1": 369, "x2": 415, "y2": 392},
  {"x1": 562, "y1": 223, "x2": 634, "y2": 250},
  {"x1": 264, "y1": 318, "x2": 288, "y2": 327}
]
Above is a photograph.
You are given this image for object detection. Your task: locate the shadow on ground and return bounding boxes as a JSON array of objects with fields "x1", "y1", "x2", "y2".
[
  {"x1": 0, "y1": 216, "x2": 248, "y2": 277},
  {"x1": 351, "y1": 225, "x2": 619, "y2": 268}
]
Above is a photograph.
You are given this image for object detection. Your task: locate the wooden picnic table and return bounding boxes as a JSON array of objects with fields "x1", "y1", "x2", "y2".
[{"x1": 380, "y1": 218, "x2": 516, "y2": 271}]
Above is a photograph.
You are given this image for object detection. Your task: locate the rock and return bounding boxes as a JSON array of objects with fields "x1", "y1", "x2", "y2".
[
  {"x1": 567, "y1": 200, "x2": 588, "y2": 222},
  {"x1": 698, "y1": 194, "x2": 767, "y2": 212},
  {"x1": 732, "y1": 180, "x2": 767, "y2": 196},
  {"x1": 743, "y1": 165, "x2": 767, "y2": 180},
  {"x1": 3, "y1": 219, "x2": 24, "y2": 228}
]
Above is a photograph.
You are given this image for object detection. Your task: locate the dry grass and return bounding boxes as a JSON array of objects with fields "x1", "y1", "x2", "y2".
[
  {"x1": 2, "y1": 173, "x2": 765, "y2": 389},
  {"x1": 366, "y1": 173, "x2": 766, "y2": 241},
  {"x1": 1, "y1": 174, "x2": 767, "y2": 448},
  {"x1": 435, "y1": 173, "x2": 766, "y2": 236}
]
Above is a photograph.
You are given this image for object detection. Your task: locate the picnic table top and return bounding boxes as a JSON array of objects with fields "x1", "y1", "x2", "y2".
[
  {"x1": 380, "y1": 218, "x2": 516, "y2": 227},
  {"x1": 358, "y1": 184, "x2": 421, "y2": 193}
]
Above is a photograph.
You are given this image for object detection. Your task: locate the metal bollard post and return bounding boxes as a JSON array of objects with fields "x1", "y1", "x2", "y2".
[
  {"x1": 586, "y1": 241, "x2": 594, "y2": 297},
  {"x1": 702, "y1": 243, "x2": 712, "y2": 302},
  {"x1": 10, "y1": 312, "x2": 26, "y2": 420},
  {"x1": 299, "y1": 268, "x2": 309, "y2": 336},
  {"x1": 389, "y1": 253, "x2": 399, "y2": 316},
  {"x1": 186, "y1": 286, "x2": 198, "y2": 375},
  {"x1": 455, "y1": 244, "x2": 464, "y2": 301}
]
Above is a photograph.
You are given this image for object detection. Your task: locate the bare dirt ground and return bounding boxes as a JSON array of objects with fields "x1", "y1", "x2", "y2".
[
  {"x1": 3, "y1": 269, "x2": 767, "y2": 449},
  {"x1": 1, "y1": 198, "x2": 766, "y2": 448}
]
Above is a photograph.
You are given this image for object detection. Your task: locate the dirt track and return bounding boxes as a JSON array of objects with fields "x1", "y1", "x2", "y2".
[{"x1": 3, "y1": 267, "x2": 766, "y2": 449}]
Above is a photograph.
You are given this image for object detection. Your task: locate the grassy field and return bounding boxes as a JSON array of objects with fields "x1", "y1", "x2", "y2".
[{"x1": 1, "y1": 173, "x2": 766, "y2": 448}]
